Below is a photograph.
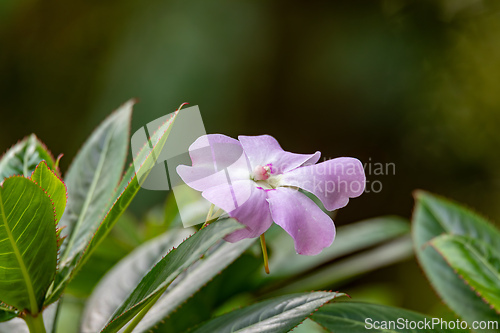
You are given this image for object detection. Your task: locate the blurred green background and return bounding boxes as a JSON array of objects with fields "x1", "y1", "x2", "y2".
[{"x1": 2, "y1": 0, "x2": 500, "y2": 328}]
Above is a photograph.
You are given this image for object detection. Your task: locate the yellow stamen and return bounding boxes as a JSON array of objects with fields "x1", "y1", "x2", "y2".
[
  {"x1": 202, "y1": 204, "x2": 215, "y2": 229},
  {"x1": 211, "y1": 208, "x2": 224, "y2": 220},
  {"x1": 260, "y1": 233, "x2": 270, "y2": 274}
]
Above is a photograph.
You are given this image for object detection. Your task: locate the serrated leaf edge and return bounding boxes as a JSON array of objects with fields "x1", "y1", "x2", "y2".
[
  {"x1": 28, "y1": 161, "x2": 68, "y2": 265},
  {"x1": 430, "y1": 237, "x2": 500, "y2": 315}
]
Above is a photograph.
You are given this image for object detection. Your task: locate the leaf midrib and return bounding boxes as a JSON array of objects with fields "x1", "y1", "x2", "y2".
[
  {"x1": 442, "y1": 237, "x2": 500, "y2": 307},
  {"x1": 61, "y1": 126, "x2": 115, "y2": 263},
  {"x1": 0, "y1": 184, "x2": 38, "y2": 314},
  {"x1": 461, "y1": 239, "x2": 500, "y2": 283},
  {"x1": 423, "y1": 201, "x2": 500, "y2": 284}
]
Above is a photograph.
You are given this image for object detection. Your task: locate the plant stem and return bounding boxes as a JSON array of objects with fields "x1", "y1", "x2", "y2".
[
  {"x1": 260, "y1": 233, "x2": 270, "y2": 274},
  {"x1": 122, "y1": 289, "x2": 164, "y2": 333},
  {"x1": 24, "y1": 313, "x2": 46, "y2": 333}
]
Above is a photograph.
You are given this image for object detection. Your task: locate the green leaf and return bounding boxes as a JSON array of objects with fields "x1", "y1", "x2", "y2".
[
  {"x1": 81, "y1": 228, "x2": 194, "y2": 332},
  {"x1": 413, "y1": 191, "x2": 500, "y2": 329},
  {"x1": 99, "y1": 219, "x2": 244, "y2": 333},
  {"x1": 79, "y1": 107, "x2": 179, "y2": 271},
  {"x1": 30, "y1": 161, "x2": 67, "y2": 224},
  {"x1": 59, "y1": 100, "x2": 133, "y2": 258},
  {"x1": 130, "y1": 238, "x2": 255, "y2": 333},
  {"x1": 431, "y1": 234, "x2": 500, "y2": 311},
  {"x1": 0, "y1": 134, "x2": 56, "y2": 181},
  {"x1": 188, "y1": 292, "x2": 343, "y2": 333},
  {"x1": 268, "y1": 216, "x2": 410, "y2": 278},
  {"x1": 49, "y1": 101, "x2": 133, "y2": 304},
  {"x1": 45, "y1": 103, "x2": 179, "y2": 305},
  {"x1": 0, "y1": 177, "x2": 57, "y2": 314},
  {"x1": 311, "y1": 302, "x2": 469, "y2": 333}
]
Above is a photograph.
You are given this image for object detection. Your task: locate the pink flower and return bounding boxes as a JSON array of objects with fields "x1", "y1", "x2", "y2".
[{"x1": 176, "y1": 134, "x2": 365, "y2": 255}]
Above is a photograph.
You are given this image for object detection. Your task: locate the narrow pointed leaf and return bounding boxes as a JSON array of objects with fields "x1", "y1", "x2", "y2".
[
  {"x1": 431, "y1": 234, "x2": 500, "y2": 311},
  {"x1": 0, "y1": 134, "x2": 56, "y2": 181},
  {"x1": 99, "y1": 219, "x2": 244, "y2": 333},
  {"x1": 49, "y1": 101, "x2": 133, "y2": 305},
  {"x1": 131, "y1": 238, "x2": 255, "y2": 333},
  {"x1": 0, "y1": 177, "x2": 57, "y2": 314},
  {"x1": 80, "y1": 109, "x2": 179, "y2": 270},
  {"x1": 188, "y1": 292, "x2": 343, "y2": 333},
  {"x1": 311, "y1": 302, "x2": 469, "y2": 333},
  {"x1": 81, "y1": 228, "x2": 194, "y2": 333},
  {"x1": 59, "y1": 100, "x2": 133, "y2": 258},
  {"x1": 30, "y1": 161, "x2": 67, "y2": 223},
  {"x1": 45, "y1": 105, "x2": 179, "y2": 305},
  {"x1": 413, "y1": 191, "x2": 500, "y2": 329}
]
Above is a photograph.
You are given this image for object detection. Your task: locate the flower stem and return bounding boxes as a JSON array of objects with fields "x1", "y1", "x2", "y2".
[
  {"x1": 260, "y1": 233, "x2": 270, "y2": 274},
  {"x1": 23, "y1": 313, "x2": 46, "y2": 333}
]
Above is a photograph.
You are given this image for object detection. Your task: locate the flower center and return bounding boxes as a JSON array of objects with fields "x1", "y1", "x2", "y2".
[
  {"x1": 251, "y1": 164, "x2": 281, "y2": 189},
  {"x1": 253, "y1": 165, "x2": 271, "y2": 181}
]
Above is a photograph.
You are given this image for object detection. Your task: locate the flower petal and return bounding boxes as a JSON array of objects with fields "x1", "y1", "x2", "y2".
[
  {"x1": 267, "y1": 187, "x2": 335, "y2": 255},
  {"x1": 238, "y1": 135, "x2": 320, "y2": 174},
  {"x1": 281, "y1": 157, "x2": 365, "y2": 211},
  {"x1": 202, "y1": 180, "x2": 273, "y2": 242},
  {"x1": 176, "y1": 134, "x2": 251, "y2": 191}
]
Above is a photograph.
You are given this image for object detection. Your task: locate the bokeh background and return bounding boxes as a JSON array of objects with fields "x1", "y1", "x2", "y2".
[{"x1": 2, "y1": 0, "x2": 500, "y2": 329}]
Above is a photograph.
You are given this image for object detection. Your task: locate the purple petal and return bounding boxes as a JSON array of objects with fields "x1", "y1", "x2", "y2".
[
  {"x1": 238, "y1": 135, "x2": 320, "y2": 174},
  {"x1": 176, "y1": 134, "x2": 251, "y2": 191},
  {"x1": 202, "y1": 180, "x2": 273, "y2": 242},
  {"x1": 267, "y1": 187, "x2": 335, "y2": 255},
  {"x1": 281, "y1": 157, "x2": 365, "y2": 211}
]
